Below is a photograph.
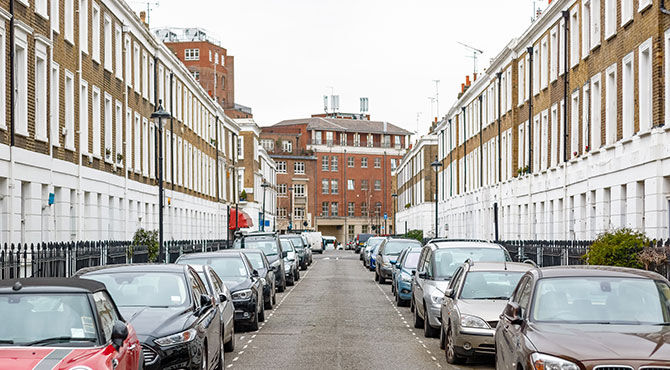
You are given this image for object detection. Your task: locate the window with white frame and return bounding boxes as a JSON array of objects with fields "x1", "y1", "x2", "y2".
[
  {"x1": 621, "y1": 0, "x2": 634, "y2": 25},
  {"x1": 115, "y1": 24, "x2": 122, "y2": 79},
  {"x1": 36, "y1": 0, "x2": 47, "y2": 18},
  {"x1": 65, "y1": 70, "x2": 75, "y2": 149},
  {"x1": 591, "y1": 73, "x2": 602, "y2": 149},
  {"x1": 347, "y1": 179, "x2": 355, "y2": 190},
  {"x1": 639, "y1": 38, "x2": 652, "y2": 131},
  {"x1": 582, "y1": 0, "x2": 591, "y2": 59},
  {"x1": 282, "y1": 140, "x2": 292, "y2": 152},
  {"x1": 51, "y1": 0, "x2": 59, "y2": 32},
  {"x1": 506, "y1": 68, "x2": 512, "y2": 112},
  {"x1": 605, "y1": 0, "x2": 616, "y2": 39},
  {"x1": 321, "y1": 179, "x2": 329, "y2": 194},
  {"x1": 331, "y1": 180, "x2": 338, "y2": 194},
  {"x1": 518, "y1": 57, "x2": 525, "y2": 105},
  {"x1": 92, "y1": 86, "x2": 101, "y2": 156},
  {"x1": 374, "y1": 180, "x2": 381, "y2": 191},
  {"x1": 533, "y1": 45, "x2": 540, "y2": 95},
  {"x1": 126, "y1": 109, "x2": 132, "y2": 168},
  {"x1": 294, "y1": 162, "x2": 305, "y2": 174},
  {"x1": 134, "y1": 113, "x2": 141, "y2": 170},
  {"x1": 331, "y1": 156, "x2": 338, "y2": 171},
  {"x1": 104, "y1": 14, "x2": 112, "y2": 71},
  {"x1": 103, "y1": 94, "x2": 113, "y2": 160},
  {"x1": 79, "y1": 0, "x2": 88, "y2": 54},
  {"x1": 591, "y1": 0, "x2": 601, "y2": 49},
  {"x1": 124, "y1": 36, "x2": 131, "y2": 85},
  {"x1": 550, "y1": 103, "x2": 558, "y2": 167},
  {"x1": 622, "y1": 52, "x2": 634, "y2": 138},
  {"x1": 570, "y1": 91, "x2": 579, "y2": 157},
  {"x1": 541, "y1": 110, "x2": 549, "y2": 170},
  {"x1": 142, "y1": 51, "x2": 148, "y2": 100},
  {"x1": 184, "y1": 48, "x2": 199, "y2": 61},
  {"x1": 80, "y1": 81, "x2": 89, "y2": 154},
  {"x1": 533, "y1": 115, "x2": 540, "y2": 170},
  {"x1": 541, "y1": 36, "x2": 548, "y2": 89},
  {"x1": 50, "y1": 62, "x2": 59, "y2": 145},
  {"x1": 91, "y1": 4, "x2": 100, "y2": 62},
  {"x1": 149, "y1": 58, "x2": 154, "y2": 104},
  {"x1": 14, "y1": 29, "x2": 28, "y2": 136},
  {"x1": 260, "y1": 139, "x2": 274, "y2": 151},
  {"x1": 65, "y1": 0, "x2": 73, "y2": 42},
  {"x1": 550, "y1": 26, "x2": 558, "y2": 82},
  {"x1": 133, "y1": 43, "x2": 140, "y2": 93},
  {"x1": 559, "y1": 18, "x2": 565, "y2": 75},
  {"x1": 276, "y1": 161, "x2": 286, "y2": 173},
  {"x1": 665, "y1": 29, "x2": 670, "y2": 128},
  {"x1": 570, "y1": 8, "x2": 580, "y2": 67},
  {"x1": 115, "y1": 100, "x2": 123, "y2": 164},
  {"x1": 34, "y1": 41, "x2": 48, "y2": 141},
  {"x1": 278, "y1": 184, "x2": 287, "y2": 196},
  {"x1": 605, "y1": 64, "x2": 617, "y2": 145},
  {"x1": 294, "y1": 184, "x2": 305, "y2": 197}
]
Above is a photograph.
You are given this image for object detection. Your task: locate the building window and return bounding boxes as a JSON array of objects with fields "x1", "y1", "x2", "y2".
[
  {"x1": 353, "y1": 133, "x2": 360, "y2": 146},
  {"x1": 570, "y1": 91, "x2": 579, "y2": 158},
  {"x1": 277, "y1": 161, "x2": 286, "y2": 173},
  {"x1": 50, "y1": 0, "x2": 59, "y2": 32},
  {"x1": 282, "y1": 140, "x2": 292, "y2": 152},
  {"x1": 374, "y1": 180, "x2": 381, "y2": 191},
  {"x1": 518, "y1": 56, "x2": 526, "y2": 104},
  {"x1": 361, "y1": 202, "x2": 368, "y2": 217},
  {"x1": 540, "y1": 36, "x2": 548, "y2": 89},
  {"x1": 92, "y1": 87, "x2": 101, "y2": 156},
  {"x1": 80, "y1": 81, "x2": 89, "y2": 154},
  {"x1": 391, "y1": 159, "x2": 397, "y2": 170},
  {"x1": 64, "y1": 70, "x2": 75, "y2": 149},
  {"x1": 14, "y1": 32, "x2": 28, "y2": 136},
  {"x1": 605, "y1": 0, "x2": 616, "y2": 39},
  {"x1": 92, "y1": 4, "x2": 100, "y2": 62},
  {"x1": 331, "y1": 156, "x2": 338, "y2": 171},
  {"x1": 261, "y1": 139, "x2": 274, "y2": 151},
  {"x1": 191, "y1": 71, "x2": 199, "y2": 80},
  {"x1": 278, "y1": 184, "x2": 287, "y2": 196},
  {"x1": 348, "y1": 225, "x2": 355, "y2": 239},
  {"x1": 34, "y1": 43, "x2": 48, "y2": 140},
  {"x1": 50, "y1": 62, "x2": 60, "y2": 145},
  {"x1": 278, "y1": 208, "x2": 287, "y2": 218},
  {"x1": 115, "y1": 100, "x2": 123, "y2": 165},
  {"x1": 348, "y1": 203, "x2": 355, "y2": 217},
  {"x1": 294, "y1": 162, "x2": 305, "y2": 174},
  {"x1": 550, "y1": 26, "x2": 558, "y2": 82},
  {"x1": 347, "y1": 179, "x2": 355, "y2": 190},
  {"x1": 375, "y1": 202, "x2": 382, "y2": 216},
  {"x1": 622, "y1": 0, "x2": 634, "y2": 25},
  {"x1": 331, "y1": 180, "x2": 338, "y2": 194},
  {"x1": 361, "y1": 157, "x2": 368, "y2": 168},
  {"x1": 639, "y1": 38, "x2": 652, "y2": 132},
  {"x1": 374, "y1": 158, "x2": 381, "y2": 168},
  {"x1": 605, "y1": 64, "x2": 617, "y2": 145},
  {"x1": 79, "y1": 0, "x2": 88, "y2": 54},
  {"x1": 622, "y1": 52, "x2": 634, "y2": 138},
  {"x1": 142, "y1": 51, "x2": 148, "y2": 100},
  {"x1": 321, "y1": 202, "x2": 329, "y2": 216},
  {"x1": 294, "y1": 207, "x2": 305, "y2": 220},
  {"x1": 570, "y1": 8, "x2": 580, "y2": 67},
  {"x1": 326, "y1": 131, "x2": 334, "y2": 145},
  {"x1": 322, "y1": 155, "x2": 329, "y2": 171},
  {"x1": 582, "y1": 0, "x2": 591, "y2": 58},
  {"x1": 322, "y1": 179, "x2": 329, "y2": 194},
  {"x1": 313, "y1": 130, "x2": 322, "y2": 145},
  {"x1": 133, "y1": 43, "x2": 140, "y2": 93},
  {"x1": 294, "y1": 184, "x2": 305, "y2": 197},
  {"x1": 115, "y1": 24, "x2": 122, "y2": 79},
  {"x1": 362, "y1": 225, "x2": 368, "y2": 233},
  {"x1": 340, "y1": 133, "x2": 347, "y2": 146},
  {"x1": 65, "y1": 0, "x2": 74, "y2": 41},
  {"x1": 331, "y1": 203, "x2": 339, "y2": 217},
  {"x1": 184, "y1": 48, "x2": 200, "y2": 61},
  {"x1": 361, "y1": 180, "x2": 369, "y2": 190},
  {"x1": 347, "y1": 156, "x2": 354, "y2": 167},
  {"x1": 591, "y1": 73, "x2": 602, "y2": 149}
]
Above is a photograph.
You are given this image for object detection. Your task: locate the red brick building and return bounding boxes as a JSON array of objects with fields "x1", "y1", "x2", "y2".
[{"x1": 261, "y1": 116, "x2": 411, "y2": 243}]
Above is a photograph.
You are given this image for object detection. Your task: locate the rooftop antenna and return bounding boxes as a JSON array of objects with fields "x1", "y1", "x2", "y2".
[
  {"x1": 433, "y1": 80, "x2": 440, "y2": 119},
  {"x1": 427, "y1": 97, "x2": 436, "y2": 125},
  {"x1": 133, "y1": 1, "x2": 160, "y2": 24},
  {"x1": 415, "y1": 112, "x2": 422, "y2": 134},
  {"x1": 457, "y1": 41, "x2": 484, "y2": 76}
]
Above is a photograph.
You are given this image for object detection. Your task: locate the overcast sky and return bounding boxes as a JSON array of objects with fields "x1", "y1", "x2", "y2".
[{"x1": 135, "y1": 0, "x2": 544, "y2": 136}]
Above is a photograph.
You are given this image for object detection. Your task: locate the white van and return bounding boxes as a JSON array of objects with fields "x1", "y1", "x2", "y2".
[
  {"x1": 323, "y1": 236, "x2": 337, "y2": 250},
  {"x1": 302, "y1": 231, "x2": 323, "y2": 254}
]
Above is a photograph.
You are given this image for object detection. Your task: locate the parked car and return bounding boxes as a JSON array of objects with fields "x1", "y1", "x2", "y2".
[
  {"x1": 362, "y1": 236, "x2": 386, "y2": 267},
  {"x1": 392, "y1": 246, "x2": 422, "y2": 306},
  {"x1": 239, "y1": 249, "x2": 276, "y2": 309},
  {"x1": 183, "y1": 264, "x2": 237, "y2": 353},
  {"x1": 303, "y1": 231, "x2": 324, "y2": 254},
  {"x1": 300, "y1": 234, "x2": 314, "y2": 265},
  {"x1": 75, "y1": 264, "x2": 224, "y2": 369},
  {"x1": 233, "y1": 232, "x2": 287, "y2": 292},
  {"x1": 323, "y1": 236, "x2": 337, "y2": 250},
  {"x1": 175, "y1": 251, "x2": 265, "y2": 331},
  {"x1": 375, "y1": 238, "x2": 423, "y2": 283},
  {"x1": 355, "y1": 233, "x2": 374, "y2": 253},
  {"x1": 282, "y1": 234, "x2": 309, "y2": 270},
  {"x1": 0, "y1": 278, "x2": 142, "y2": 369},
  {"x1": 411, "y1": 240, "x2": 512, "y2": 338},
  {"x1": 440, "y1": 261, "x2": 531, "y2": 364},
  {"x1": 496, "y1": 265, "x2": 670, "y2": 370},
  {"x1": 280, "y1": 238, "x2": 300, "y2": 286}
]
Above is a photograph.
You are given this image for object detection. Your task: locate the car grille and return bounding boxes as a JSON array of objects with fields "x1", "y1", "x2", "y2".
[
  {"x1": 142, "y1": 345, "x2": 159, "y2": 365},
  {"x1": 640, "y1": 368, "x2": 670, "y2": 370},
  {"x1": 593, "y1": 367, "x2": 633, "y2": 370},
  {"x1": 487, "y1": 320, "x2": 498, "y2": 328}
]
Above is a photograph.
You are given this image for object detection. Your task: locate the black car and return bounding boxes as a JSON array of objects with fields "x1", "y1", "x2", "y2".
[
  {"x1": 355, "y1": 233, "x2": 374, "y2": 253},
  {"x1": 75, "y1": 264, "x2": 224, "y2": 370},
  {"x1": 176, "y1": 251, "x2": 265, "y2": 331},
  {"x1": 233, "y1": 232, "x2": 287, "y2": 293},
  {"x1": 280, "y1": 234, "x2": 309, "y2": 270},
  {"x1": 239, "y1": 249, "x2": 276, "y2": 309}
]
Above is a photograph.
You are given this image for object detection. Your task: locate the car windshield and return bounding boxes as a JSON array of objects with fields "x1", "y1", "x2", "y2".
[
  {"x1": 384, "y1": 240, "x2": 421, "y2": 256},
  {"x1": 459, "y1": 271, "x2": 525, "y2": 299},
  {"x1": 234, "y1": 237, "x2": 279, "y2": 256},
  {"x1": 433, "y1": 248, "x2": 508, "y2": 279},
  {"x1": 86, "y1": 272, "x2": 189, "y2": 307},
  {"x1": 403, "y1": 251, "x2": 421, "y2": 269},
  {"x1": 532, "y1": 277, "x2": 670, "y2": 325},
  {"x1": 281, "y1": 240, "x2": 294, "y2": 252},
  {"x1": 244, "y1": 253, "x2": 265, "y2": 269},
  {"x1": 180, "y1": 257, "x2": 249, "y2": 279},
  {"x1": 286, "y1": 237, "x2": 304, "y2": 249},
  {"x1": 366, "y1": 238, "x2": 385, "y2": 251},
  {"x1": 0, "y1": 293, "x2": 99, "y2": 346}
]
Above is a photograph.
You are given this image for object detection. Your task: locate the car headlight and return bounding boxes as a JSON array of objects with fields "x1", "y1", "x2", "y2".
[
  {"x1": 460, "y1": 314, "x2": 489, "y2": 329},
  {"x1": 430, "y1": 291, "x2": 445, "y2": 305},
  {"x1": 232, "y1": 289, "x2": 253, "y2": 300},
  {"x1": 530, "y1": 353, "x2": 580, "y2": 370},
  {"x1": 154, "y1": 328, "x2": 197, "y2": 347},
  {"x1": 270, "y1": 260, "x2": 280, "y2": 269},
  {"x1": 400, "y1": 272, "x2": 412, "y2": 282}
]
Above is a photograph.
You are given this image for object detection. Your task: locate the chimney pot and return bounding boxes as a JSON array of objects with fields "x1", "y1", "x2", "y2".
[
  {"x1": 461, "y1": 83, "x2": 465, "y2": 93},
  {"x1": 466, "y1": 75, "x2": 471, "y2": 86},
  {"x1": 473, "y1": 73, "x2": 477, "y2": 81},
  {"x1": 140, "y1": 11, "x2": 146, "y2": 23}
]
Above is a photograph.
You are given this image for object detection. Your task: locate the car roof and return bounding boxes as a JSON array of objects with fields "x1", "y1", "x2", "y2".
[
  {"x1": 241, "y1": 232, "x2": 276, "y2": 237},
  {"x1": 430, "y1": 241, "x2": 503, "y2": 249},
  {"x1": 178, "y1": 250, "x2": 245, "y2": 259},
  {"x1": 536, "y1": 265, "x2": 666, "y2": 280},
  {"x1": 0, "y1": 277, "x2": 108, "y2": 294},
  {"x1": 75, "y1": 263, "x2": 189, "y2": 276},
  {"x1": 385, "y1": 238, "x2": 422, "y2": 244},
  {"x1": 466, "y1": 262, "x2": 533, "y2": 273}
]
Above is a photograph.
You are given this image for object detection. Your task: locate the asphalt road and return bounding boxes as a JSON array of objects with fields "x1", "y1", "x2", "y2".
[{"x1": 224, "y1": 249, "x2": 495, "y2": 370}]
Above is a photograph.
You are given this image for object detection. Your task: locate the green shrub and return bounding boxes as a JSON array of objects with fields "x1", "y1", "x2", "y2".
[
  {"x1": 405, "y1": 229, "x2": 423, "y2": 243},
  {"x1": 584, "y1": 228, "x2": 648, "y2": 268},
  {"x1": 130, "y1": 228, "x2": 160, "y2": 263}
]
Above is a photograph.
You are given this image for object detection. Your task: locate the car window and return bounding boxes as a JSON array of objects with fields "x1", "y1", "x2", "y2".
[
  {"x1": 208, "y1": 270, "x2": 223, "y2": 295},
  {"x1": 189, "y1": 270, "x2": 208, "y2": 307},
  {"x1": 244, "y1": 252, "x2": 266, "y2": 270},
  {"x1": 459, "y1": 271, "x2": 525, "y2": 300},
  {"x1": 417, "y1": 248, "x2": 428, "y2": 273},
  {"x1": 448, "y1": 267, "x2": 464, "y2": 290},
  {"x1": 404, "y1": 251, "x2": 421, "y2": 269},
  {"x1": 178, "y1": 256, "x2": 249, "y2": 278},
  {"x1": 384, "y1": 240, "x2": 422, "y2": 256},
  {"x1": 93, "y1": 291, "x2": 119, "y2": 343},
  {"x1": 87, "y1": 272, "x2": 189, "y2": 308},
  {"x1": 424, "y1": 250, "x2": 433, "y2": 278},
  {"x1": 515, "y1": 277, "x2": 534, "y2": 316},
  {"x1": 234, "y1": 237, "x2": 279, "y2": 256}
]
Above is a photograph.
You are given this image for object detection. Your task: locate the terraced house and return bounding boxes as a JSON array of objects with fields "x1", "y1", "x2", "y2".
[
  {"x1": 430, "y1": 0, "x2": 670, "y2": 241},
  {"x1": 0, "y1": 0, "x2": 240, "y2": 245}
]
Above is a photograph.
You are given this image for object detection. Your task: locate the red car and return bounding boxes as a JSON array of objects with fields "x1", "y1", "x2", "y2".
[{"x1": 0, "y1": 278, "x2": 142, "y2": 369}]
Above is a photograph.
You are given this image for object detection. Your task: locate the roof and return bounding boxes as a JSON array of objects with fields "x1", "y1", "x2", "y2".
[
  {"x1": 74, "y1": 263, "x2": 189, "y2": 276},
  {"x1": 537, "y1": 265, "x2": 666, "y2": 280},
  {"x1": 271, "y1": 117, "x2": 412, "y2": 136},
  {"x1": 431, "y1": 241, "x2": 503, "y2": 249},
  {"x1": 0, "y1": 278, "x2": 107, "y2": 293},
  {"x1": 177, "y1": 250, "x2": 245, "y2": 259},
  {"x1": 467, "y1": 262, "x2": 534, "y2": 273}
]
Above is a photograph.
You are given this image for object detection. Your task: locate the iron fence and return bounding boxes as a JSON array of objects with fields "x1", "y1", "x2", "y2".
[
  {"x1": 0, "y1": 239, "x2": 232, "y2": 280},
  {"x1": 499, "y1": 240, "x2": 592, "y2": 267}
]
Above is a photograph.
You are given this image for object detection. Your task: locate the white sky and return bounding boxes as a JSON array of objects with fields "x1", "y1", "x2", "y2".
[{"x1": 136, "y1": 0, "x2": 545, "y2": 136}]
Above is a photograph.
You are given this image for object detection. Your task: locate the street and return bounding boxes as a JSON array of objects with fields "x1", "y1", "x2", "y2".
[{"x1": 224, "y1": 249, "x2": 494, "y2": 370}]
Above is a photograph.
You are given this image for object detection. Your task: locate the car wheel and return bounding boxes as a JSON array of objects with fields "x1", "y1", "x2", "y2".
[
  {"x1": 277, "y1": 280, "x2": 285, "y2": 292},
  {"x1": 295, "y1": 269, "x2": 300, "y2": 281},
  {"x1": 439, "y1": 322, "x2": 446, "y2": 349},
  {"x1": 264, "y1": 293, "x2": 273, "y2": 310},
  {"x1": 201, "y1": 342, "x2": 208, "y2": 370},
  {"x1": 413, "y1": 302, "x2": 424, "y2": 328},
  {"x1": 224, "y1": 326, "x2": 235, "y2": 352},
  {"x1": 374, "y1": 271, "x2": 379, "y2": 282},
  {"x1": 423, "y1": 305, "x2": 438, "y2": 338},
  {"x1": 395, "y1": 290, "x2": 401, "y2": 306},
  {"x1": 379, "y1": 275, "x2": 386, "y2": 284},
  {"x1": 272, "y1": 288, "x2": 277, "y2": 306},
  {"x1": 258, "y1": 301, "x2": 266, "y2": 322},
  {"x1": 446, "y1": 323, "x2": 466, "y2": 365},
  {"x1": 216, "y1": 337, "x2": 224, "y2": 370},
  {"x1": 409, "y1": 296, "x2": 415, "y2": 312}
]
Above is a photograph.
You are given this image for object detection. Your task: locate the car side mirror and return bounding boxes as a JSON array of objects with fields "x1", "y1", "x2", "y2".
[
  {"x1": 411, "y1": 270, "x2": 416, "y2": 276},
  {"x1": 418, "y1": 272, "x2": 428, "y2": 279},
  {"x1": 252, "y1": 270, "x2": 260, "y2": 278},
  {"x1": 282, "y1": 251, "x2": 288, "y2": 258},
  {"x1": 502, "y1": 302, "x2": 524, "y2": 325},
  {"x1": 200, "y1": 294, "x2": 213, "y2": 308},
  {"x1": 444, "y1": 288, "x2": 454, "y2": 298},
  {"x1": 111, "y1": 320, "x2": 128, "y2": 351},
  {"x1": 219, "y1": 293, "x2": 227, "y2": 302}
]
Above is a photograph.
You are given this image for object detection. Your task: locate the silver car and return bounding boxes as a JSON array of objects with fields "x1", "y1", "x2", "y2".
[
  {"x1": 439, "y1": 261, "x2": 531, "y2": 364},
  {"x1": 411, "y1": 240, "x2": 512, "y2": 338}
]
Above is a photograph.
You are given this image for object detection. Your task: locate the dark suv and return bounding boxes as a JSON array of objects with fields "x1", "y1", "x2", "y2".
[
  {"x1": 281, "y1": 234, "x2": 309, "y2": 270},
  {"x1": 233, "y1": 232, "x2": 288, "y2": 293}
]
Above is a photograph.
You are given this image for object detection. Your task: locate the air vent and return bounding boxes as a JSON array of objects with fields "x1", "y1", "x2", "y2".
[{"x1": 142, "y1": 345, "x2": 159, "y2": 365}]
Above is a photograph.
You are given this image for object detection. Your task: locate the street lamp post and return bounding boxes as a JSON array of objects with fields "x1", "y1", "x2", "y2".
[
  {"x1": 261, "y1": 181, "x2": 270, "y2": 231},
  {"x1": 151, "y1": 100, "x2": 171, "y2": 263},
  {"x1": 430, "y1": 156, "x2": 443, "y2": 239},
  {"x1": 391, "y1": 193, "x2": 397, "y2": 235}
]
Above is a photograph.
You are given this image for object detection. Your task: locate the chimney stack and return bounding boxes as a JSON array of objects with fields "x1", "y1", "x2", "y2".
[
  {"x1": 465, "y1": 75, "x2": 471, "y2": 86},
  {"x1": 139, "y1": 11, "x2": 148, "y2": 28},
  {"x1": 473, "y1": 73, "x2": 478, "y2": 82}
]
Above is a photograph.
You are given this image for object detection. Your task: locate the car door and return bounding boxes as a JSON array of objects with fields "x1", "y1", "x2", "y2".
[
  {"x1": 210, "y1": 270, "x2": 234, "y2": 337},
  {"x1": 443, "y1": 266, "x2": 464, "y2": 326},
  {"x1": 93, "y1": 291, "x2": 139, "y2": 370},
  {"x1": 205, "y1": 268, "x2": 226, "y2": 323},
  {"x1": 262, "y1": 254, "x2": 275, "y2": 289},
  {"x1": 189, "y1": 269, "x2": 219, "y2": 365},
  {"x1": 414, "y1": 248, "x2": 430, "y2": 316},
  {"x1": 498, "y1": 275, "x2": 532, "y2": 370}
]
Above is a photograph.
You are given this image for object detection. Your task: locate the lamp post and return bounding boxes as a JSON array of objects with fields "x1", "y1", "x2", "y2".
[
  {"x1": 151, "y1": 100, "x2": 171, "y2": 263},
  {"x1": 430, "y1": 156, "x2": 443, "y2": 239},
  {"x1": 261, "y1": 181, "x2": 270, "y2": 231},
  {"x1": 391, "y1": 193, "x2": 397, "y2": 235}
]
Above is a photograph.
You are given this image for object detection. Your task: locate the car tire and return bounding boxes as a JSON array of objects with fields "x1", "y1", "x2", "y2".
[
  {"x1": 258, "y1": 301, "x2": 266, "y2": 322},
  {"x1": 224, "y1": 326, "x2": 235, "y2": 352},
  {"x1": 446, "y1": 323, "x2": 466, "y2": 365},
  {"x1": 439, "y1": 323, "x2": 446, "y2": 349},
  {"x1": 287, "y1": 274, "x2": 295, "y2": 286},
  {"x1": 423, "y1": 305, "x2": 438, "y2": 338},
  {"x1": 374, "y1": 271, "x2": 379, "y2": 282},
  {"x1": 277, "y1": 280, "x2": 286, "y2": 293},
  {"x1": 264, "y1": 294, "x2": 272, "y2": 310},
  {"x1": 295, "y1": 269, "x2": 300, "y2": 281},
  {"x1": 379, "y1": 275, "x2": 386, "y2": 284},
  {"x1": 216, "y1": 337, "x2": 225, "y2": 370},
  {"x1": 413, "y1": 302, "x2": 424, "y2": 329},
  {"x1": 409, "y1": 296, "x2": 415, "y2": 312}
]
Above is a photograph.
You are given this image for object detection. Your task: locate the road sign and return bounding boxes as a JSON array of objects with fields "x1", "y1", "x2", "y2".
[{"x1": 384, "y1": 213, "x2": 388, "y2": 220}]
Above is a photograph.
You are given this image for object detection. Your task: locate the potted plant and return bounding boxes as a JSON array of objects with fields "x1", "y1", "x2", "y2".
[
  {"x1": 105, "y1": 148, "x2": 112, "y2": 159},
  {"x1": 240, "y1": 190, "x2": 248, "y2": 201}
]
